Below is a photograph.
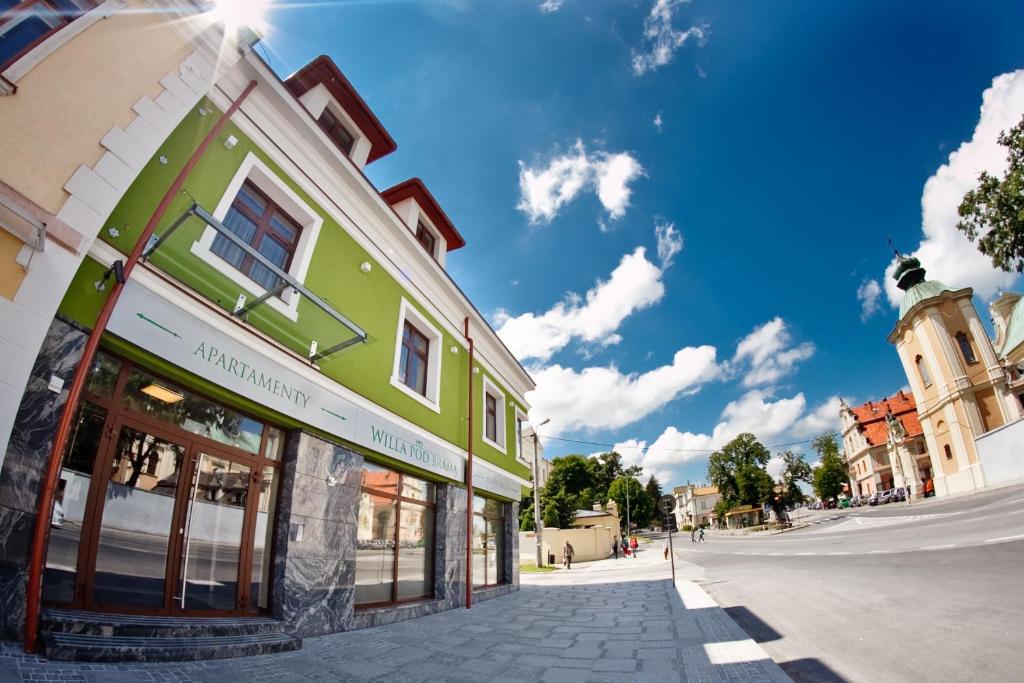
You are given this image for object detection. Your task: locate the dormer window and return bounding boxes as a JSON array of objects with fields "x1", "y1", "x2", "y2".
[
  {"x1": 415, "y1": 221, "x2": 437, "y2": 260},
  {"x1": 317, "y1": 108, "x2": 356, "y2": 157}
]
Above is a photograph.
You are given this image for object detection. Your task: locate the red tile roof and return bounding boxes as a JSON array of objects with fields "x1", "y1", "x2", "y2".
[{"x1": 849, "y1": 391, "x2": 922, "y2": 447}]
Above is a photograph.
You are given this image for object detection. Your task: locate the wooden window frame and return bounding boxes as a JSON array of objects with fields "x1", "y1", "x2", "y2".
[
  {"x1": 415, "y1": 221, "x2": 437, "y2": 260},
  {"x1": 485, "y1": 393, "x2": 497, "y2": 443},
  {"x1": 355, "y1": 466, "x2": 436, "y2": 608},
  {"x1": 212, "y1": 180, "x2": 302, "y2": 290},
  {"x1": 316, "y1": 107, "x2": 356, "y2": 157},
  {"x1": 399, "y1": 320, "x2": 430, "y2": 396},
  {"x1": 0, "y1": 0, "x2": 97, "y2": 71}
]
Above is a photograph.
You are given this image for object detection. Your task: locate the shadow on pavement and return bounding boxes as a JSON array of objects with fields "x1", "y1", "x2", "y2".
[
  {"x1": 779, "y1": 657, "x2": 850, "y2": 682},
  {"x1": 723, "y1": 605, "x2": 782, "y2": 643}
]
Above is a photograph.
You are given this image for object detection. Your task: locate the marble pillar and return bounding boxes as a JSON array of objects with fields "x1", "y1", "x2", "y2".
[{"x1": 0, "y1": 316, "x2": 88, "y2": 638}]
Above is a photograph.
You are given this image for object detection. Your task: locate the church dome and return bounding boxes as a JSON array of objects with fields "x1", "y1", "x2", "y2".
[{"x1": 899, "y1": 279, "x2": 954, "y2": 319}]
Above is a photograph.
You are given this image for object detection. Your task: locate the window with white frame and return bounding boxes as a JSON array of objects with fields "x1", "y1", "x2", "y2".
[
  {"x1": 390, "y1": 299, "x2": 442, "y2": 411},
  {"x1": 514, "y1": 408, "x2": 528, "y2": 464},
  {"x1": 481, "y1": 376, "x2": 506, "y2": 452},
  {"x1": 190, "y1": 153, "x2": 323, "y2": 322}
]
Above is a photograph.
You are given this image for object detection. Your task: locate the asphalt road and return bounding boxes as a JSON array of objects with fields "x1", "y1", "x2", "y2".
[{"x1": 672, "y1": 485, "x2": 1024, "y2": 682}]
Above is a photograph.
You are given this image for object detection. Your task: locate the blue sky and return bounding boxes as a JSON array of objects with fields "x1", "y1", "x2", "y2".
[{"x1": 262, "y1": 0, "x2": 1024, "y2": 487}]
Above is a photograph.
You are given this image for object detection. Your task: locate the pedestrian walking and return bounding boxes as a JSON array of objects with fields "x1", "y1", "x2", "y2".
[
  {"x1": 630, "y1": 536, "x2": 639, "y2": 557},
  {"x1": 690, "y1": 528, "x2": 696, "y2": 543},
  {"x1": 621, "y1": 537, "x2": 630, "y2": 557},
  {"x1": 562, "y1": 540, "x2": 575, "y2": 569},
  {"x1": 698, "y1": 526, "x2": 705, "y2": 543},
  {"x1": 612, "y1": 537, "x2": 619, "y2": 559},
  {"x1": 662, "y1": 540, "x2": 669, "y2": 560}
]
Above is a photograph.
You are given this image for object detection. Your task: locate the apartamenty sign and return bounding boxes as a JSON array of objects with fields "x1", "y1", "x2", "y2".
[{"x1": 109, "y1": 282, "x2": 468, "y2": 482}]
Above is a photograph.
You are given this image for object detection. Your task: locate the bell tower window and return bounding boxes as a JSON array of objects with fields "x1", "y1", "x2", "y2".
[
  {"x1": 955, "y1": 331, "x2": 977, "y2": 365},
  {"x1": 916, "y1": 355, "x2": 932, "y2": 388}
]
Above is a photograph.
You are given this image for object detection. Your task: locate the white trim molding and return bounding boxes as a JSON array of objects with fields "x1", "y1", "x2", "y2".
[
  {"x1": 189, "y1": 151, "x2": 324, "y2": 322},
  {"x1": 390, "y1": 298, "x2": 443, "y2": 413},
  {"x1": 481, "y1": 374, "x2": 507, "y2": 454}
]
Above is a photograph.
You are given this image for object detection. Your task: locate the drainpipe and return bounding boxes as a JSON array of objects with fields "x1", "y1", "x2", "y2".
[
  {"x1": 464, "y1": 316, "x2": 474, "y2": 609},
  {"x1": 22, "y1": 80, "x2": 258, "y2": 654}
]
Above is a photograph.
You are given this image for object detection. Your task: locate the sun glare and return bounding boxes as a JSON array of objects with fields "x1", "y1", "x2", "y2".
[{"x1": 205, "y1": 0, "x2": 272, "y2": 36}]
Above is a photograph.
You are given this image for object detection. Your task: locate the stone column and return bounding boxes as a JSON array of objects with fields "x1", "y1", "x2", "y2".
[
  {"x1": 272, "y1": 431, "x2": 361, "y2": 637},
  {"x1": 440, "y1": 485, "x2": 468, "y2": 609}
]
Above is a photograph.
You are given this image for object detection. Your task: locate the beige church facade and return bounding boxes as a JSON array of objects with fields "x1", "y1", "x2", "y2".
[{"x1": 887, "y1": 255, "x2": 1024, "y2": 497}]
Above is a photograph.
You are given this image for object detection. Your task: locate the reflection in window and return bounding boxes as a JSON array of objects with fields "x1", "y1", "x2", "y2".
[
  {"x1": 251, "y1": 467, "x2": 279, "y2": 610},
  {"x1": 120, "y1": 367, "x2": 263, "y2": 453},
  {"x1": 472, "y1": 495, "x2": 505, "y2": 587},
  {"x1": 355, "y1": 464, "x2": 435, "y2": 606}
]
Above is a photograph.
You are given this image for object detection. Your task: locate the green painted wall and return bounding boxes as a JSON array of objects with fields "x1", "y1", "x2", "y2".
[{"x1": 58, "y1": 97, "x2": 528, "y2": 482}]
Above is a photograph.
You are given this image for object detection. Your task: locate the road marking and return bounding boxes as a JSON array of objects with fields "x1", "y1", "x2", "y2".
[
  {"x1": 868, "y1": 550, "x2": 892, "y2": 554},
  {"x1": 1004, "y1": 498, "x2": 1024, "y2": 505},
  {"x1": 1011, "y1": 509, "x2": 1024, "y2": 515},
  {"x1": 983, "y1": 534, "x2": 1024, "y2": 544},
  {"x1": 827, "y1": 552, "x2": 851, "y2": 555},
  {"x1": 919, "y1": 544, "x2": 955, "y2": 551},
  {"x1": 795, "y1": 552, "x2": 815, "y2": 556}
]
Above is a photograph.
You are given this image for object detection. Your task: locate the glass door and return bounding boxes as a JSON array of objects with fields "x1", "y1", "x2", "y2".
[
  {"x1": 175, "y1": 450, "x2": 252, "y2": 612},
  {"x1": 89, "y1": 422, "x2": 188, "y2": 610}
]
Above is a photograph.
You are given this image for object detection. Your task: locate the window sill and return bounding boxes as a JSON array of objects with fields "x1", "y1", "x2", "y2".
[
  {"x1": 389, "y1": 375, "x2": 441, "y2": 413},
  {"x1": 1, "y1": 1, "x2": 128, "y2": 87},
  {"x1": 482, "y1": 435, "x2": 507, "y2": 455}
]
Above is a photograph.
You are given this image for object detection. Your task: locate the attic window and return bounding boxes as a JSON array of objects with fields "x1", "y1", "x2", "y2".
[
  {"x1": 317, "y1": 108, "x2": 356, "y2": 157},
  {"x1": 415, "y1": 221, "x2": 437, "y2": 260}
]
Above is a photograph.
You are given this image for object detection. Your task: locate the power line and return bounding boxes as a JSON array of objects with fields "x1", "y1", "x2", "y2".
[{"x1": 535, "y1": 434, "x2": 816, "y2": 453}]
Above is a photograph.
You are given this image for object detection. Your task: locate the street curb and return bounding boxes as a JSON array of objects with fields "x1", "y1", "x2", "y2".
[{"x1": 674, "y1": 581, "x2": 792, "y2": 681}]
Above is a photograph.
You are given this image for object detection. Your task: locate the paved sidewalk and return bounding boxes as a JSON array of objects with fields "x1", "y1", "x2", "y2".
[{"x1": 0, "y1": 548, "x2": 788, "y2": 682}]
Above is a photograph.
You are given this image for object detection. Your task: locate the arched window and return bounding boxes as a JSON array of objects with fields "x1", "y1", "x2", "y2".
[
  {"x1": 944, "y1": 444, "x2": 953, "y2": 460},
  {"x1": 916, "y1": 355, "x2": 933, "y2": 388},
  {"x1": 955, "y1": 331, "x2": 977, "y2": 365}
]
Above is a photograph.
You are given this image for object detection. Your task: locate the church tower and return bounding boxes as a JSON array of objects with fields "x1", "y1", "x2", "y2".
[{"x1": 887, "y1": 255, "x2": 1022, "y2": 497}]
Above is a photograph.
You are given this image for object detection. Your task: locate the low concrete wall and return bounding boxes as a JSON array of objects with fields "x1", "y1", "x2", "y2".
[
  {"x1": 975, "y1": 418, "x2": 1024, "y2": 488},
  {"x1": 519, "y1": 525, "x2": 615, "y2": 564}
]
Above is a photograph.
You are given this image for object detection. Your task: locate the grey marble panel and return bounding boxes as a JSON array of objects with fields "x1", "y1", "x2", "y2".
[
  {"x1": 279, "y1": 557, "x2": 355, "y2": 637},
  {"x1": 507, "y1": 501, "x2": 520, "y2": 589},
  {"x1": 0, "y1": 317, "x2": 88, "y2": 515},
  {"x1": 283, "y1": 515, "x2": 357, "y2": 561},
  {"x1": 0, "y1": 561, "x2": 27, "y2": 639},
  {"x1": 348, "y1": 598, "x2": 447, "y2": 630}
]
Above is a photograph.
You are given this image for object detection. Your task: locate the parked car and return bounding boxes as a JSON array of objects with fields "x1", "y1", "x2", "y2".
[
  {"x1": 893, "y1": 487, "x2": 907, "y2": 502},
  {"x1": 838, "y1": 498, "x2": 850, "y2": 509},
  {"x1": 868, "y1": 492, "x2": 880, "y2": 506},
  {"x1": 878, "y1": 489, "x2": 896, "y2": 504},
  {"x1": 850, "y1": 495, "x2": 864, "y2": 507}
]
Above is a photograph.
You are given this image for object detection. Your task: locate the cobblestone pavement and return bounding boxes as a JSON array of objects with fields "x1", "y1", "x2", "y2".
[{"x1": 0, "y1": 545, "x2": 788, "y2": 682}]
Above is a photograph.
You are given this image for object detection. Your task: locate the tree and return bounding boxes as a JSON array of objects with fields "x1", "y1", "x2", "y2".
[
  {"x1": 780, "y1": 450, "x2": 813, "y2": 507},
  {"x1": 644, "y1": 475, "x2": 663, "y2": 503},
  {"x1": 957, "y1": 114, "x2": 1024, "y2": 273},
  {"x1": 608, "y1": 476, "x2": 654, "y2": 530},
  {"x1": 811, "y1": 432, "x2": 848, "y2": 501},
  {"x1": 541, "y1": 489, "x2": 576, "y2": 529},
  {"x1": 707, "y1": 433, "x2": 773, "y2": 510}
]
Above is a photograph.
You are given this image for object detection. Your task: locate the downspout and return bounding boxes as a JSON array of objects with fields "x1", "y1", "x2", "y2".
[
  {"x1": 22, "y1": 80, "x2": 258, "y2": 654},
  {"x1": 464, "y1": 316, "x2": 474, "y2": 609}
]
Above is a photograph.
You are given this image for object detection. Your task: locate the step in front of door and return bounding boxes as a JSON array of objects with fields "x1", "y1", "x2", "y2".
[
  {"x1": 41, "y1": 631, "x2": 302, "y2": 663},
  {"x1": 40, "y1": 608, "x2": 289, "y2": 638}
]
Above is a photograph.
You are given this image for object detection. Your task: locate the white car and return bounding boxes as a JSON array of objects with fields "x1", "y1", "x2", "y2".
[{"x1": 51, "y1": 501, "x2": 65, "y2": 528}]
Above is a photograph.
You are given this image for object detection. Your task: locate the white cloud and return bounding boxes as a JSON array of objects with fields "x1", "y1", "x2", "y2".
[
  {"x1": 885, "y1": 69, "x2": 1024, "y2": 307},
  {"x1": 497, "y1": 224, "x2": 682, "y2": 362},
  {"x1": 857, "y1": 279, "x2": 882, "y2": 321},
  {"x1": 766, "y1": 455, "x2": 785, "y2": 480},
  {"x1": 631, "y1": 0, "x2": 707, "y2": 76},
  {"x1": 615, "y1": 392, "x2": 839, "y2": 486},
  {"x1": 495, "y1": 246, "x2": 665, "y2": 362},
  {"x1": 539, "y1": 0, "x2": 563, "y2": 12},
  {"x1": 732, "y1": 318, "x2": 814, "y2": 388},
  {"x1": 653, "y1": 113, "x2": 664, "y2": 131},
  {"x1": 528, "y1": 345, "x2": 721, "y2": 435},
  {"x1": 655, "y1": 221, "x2": 683, "y2": 269},
  {"x1": 517, "y1": 140, "x2": 644, "y2": 224}
]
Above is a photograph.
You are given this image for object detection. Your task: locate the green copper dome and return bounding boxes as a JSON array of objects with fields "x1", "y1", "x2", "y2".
[{"x1": 899, "y1": 279, "x2": 954, "y2": 319}]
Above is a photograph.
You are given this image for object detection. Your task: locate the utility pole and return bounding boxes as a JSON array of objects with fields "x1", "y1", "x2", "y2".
[
  {"x1": 532, "y1": 418, "x2": 549, "y2": 566},
  {"x1": 625, "y1": 477, "x2": 631, "y2": 537}
]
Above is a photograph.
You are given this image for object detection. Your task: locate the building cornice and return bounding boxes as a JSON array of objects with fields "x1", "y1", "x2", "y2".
[{"x1": 888, "y1": 287, "x2": 974, "y2": 343}]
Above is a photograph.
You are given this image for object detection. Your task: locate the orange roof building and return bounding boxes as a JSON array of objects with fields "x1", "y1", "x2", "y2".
[{"x1": 840, "y1": 391, "x2": 933, "y2": 498}]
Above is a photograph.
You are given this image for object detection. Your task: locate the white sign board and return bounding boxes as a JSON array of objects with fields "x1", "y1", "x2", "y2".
[{"x1": 109, "y1": 282, "x2": 466, "y2": 482}]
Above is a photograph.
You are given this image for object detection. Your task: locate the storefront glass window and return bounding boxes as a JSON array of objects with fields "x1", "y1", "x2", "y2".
[
  {"x1": 85, "y1": 351, "x2": 122, "y2": 398},
  {"x1": 120, "y1": 367, "x2": 263, "y2": 454},
  {"x1": 251, "y1": 467, "x2": 279, "y2": 610},
  {"x1": 43, "y1": 401, "x2": 107, "y2": 603},
  {"x1": 355, "y1": 463, "x2": 435, "y2": 606},
  {"x1": 472, "y1": 495, "x2": 506, "y2": 587}
]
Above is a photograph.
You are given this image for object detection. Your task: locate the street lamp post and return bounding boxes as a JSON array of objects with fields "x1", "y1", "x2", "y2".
[{"x1": 532, "y1": 418, "x2": 549, "y2": 567}]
